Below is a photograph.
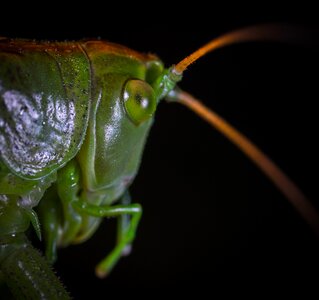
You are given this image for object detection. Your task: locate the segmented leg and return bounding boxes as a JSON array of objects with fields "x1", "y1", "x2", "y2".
[
  {"x1": 0, "y1": 234, "x2": 70, "y2": 300},
  {"x1": 117, "y1": 192, "x2": 133, "y2": 256},
  {"x1": 72, "y1": 192, "x2": 142, "y2": 278},
  {"x1": 38, "y1": 159, "x2": 85, "y2": 262},
  {"x1": 56, "y1": 159, "x2": 82, "y2": 246},
  {"x1": 37, "y1": 186, "x2": 62, "y2": 263}
]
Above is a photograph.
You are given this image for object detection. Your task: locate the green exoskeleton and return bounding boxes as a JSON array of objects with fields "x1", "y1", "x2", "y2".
[{"x1": 0, "y1": 25, "x2": 318, "y2": 299}]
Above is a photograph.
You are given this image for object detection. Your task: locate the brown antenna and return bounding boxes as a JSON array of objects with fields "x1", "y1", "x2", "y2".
[
  {"x1": 167, "y1": 24, "x2": 319, "y2": 235},
  {"x1": 173, "y1": 24, "x2": 310, "y2": 74}
]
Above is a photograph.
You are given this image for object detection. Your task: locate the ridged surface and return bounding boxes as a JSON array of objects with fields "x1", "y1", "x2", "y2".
[
  {"x1": 0, "y1": 40, "x2": 90, "y2": 179},
  {"x1": 1, "y1": 244, "x2": 70, "y2": 299}
]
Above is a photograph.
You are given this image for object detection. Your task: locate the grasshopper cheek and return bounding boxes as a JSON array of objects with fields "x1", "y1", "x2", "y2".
[{"x1": 122, "y1": 79, "x2": 156, "y2": 126}]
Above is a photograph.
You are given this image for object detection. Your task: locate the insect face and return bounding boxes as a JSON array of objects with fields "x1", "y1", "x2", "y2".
[{"x1": 76, "y1": 49, "x2": 166, "y2": 193}]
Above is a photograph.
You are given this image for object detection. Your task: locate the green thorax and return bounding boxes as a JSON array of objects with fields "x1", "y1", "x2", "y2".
[
  {"x1": 0, "y1": 39, "x2": 91, "y2": 180},
  {"x1": 0, "y1": 38, "x2": 166, "y2": 236},
  {"x1": 0, "y1": 38, "x2": 165, "y2": 200}
]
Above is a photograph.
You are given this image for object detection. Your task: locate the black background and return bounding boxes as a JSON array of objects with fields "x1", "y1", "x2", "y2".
[{"x1": 1, "y1": 3, "x2": 319, "y2": 297}]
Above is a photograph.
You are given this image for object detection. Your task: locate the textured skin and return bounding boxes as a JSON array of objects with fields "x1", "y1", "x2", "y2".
[
  {"x1": 1, "y1": 238, "x2": 69, "y2": 300},
  {"x1": 0, "y1": 39, "x2": 91, "y2": 179},
  {"x1": 0, "y1": 38, "x2": 165, "y2": 299},
  {"x1": 0, "y1": 38, "x2": 162, "y2": 240}
]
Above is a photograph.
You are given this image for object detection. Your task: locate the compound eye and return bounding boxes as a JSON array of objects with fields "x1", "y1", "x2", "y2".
[{"x1": 122, "y1": 79, "x2": 156, "y2": 125}]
